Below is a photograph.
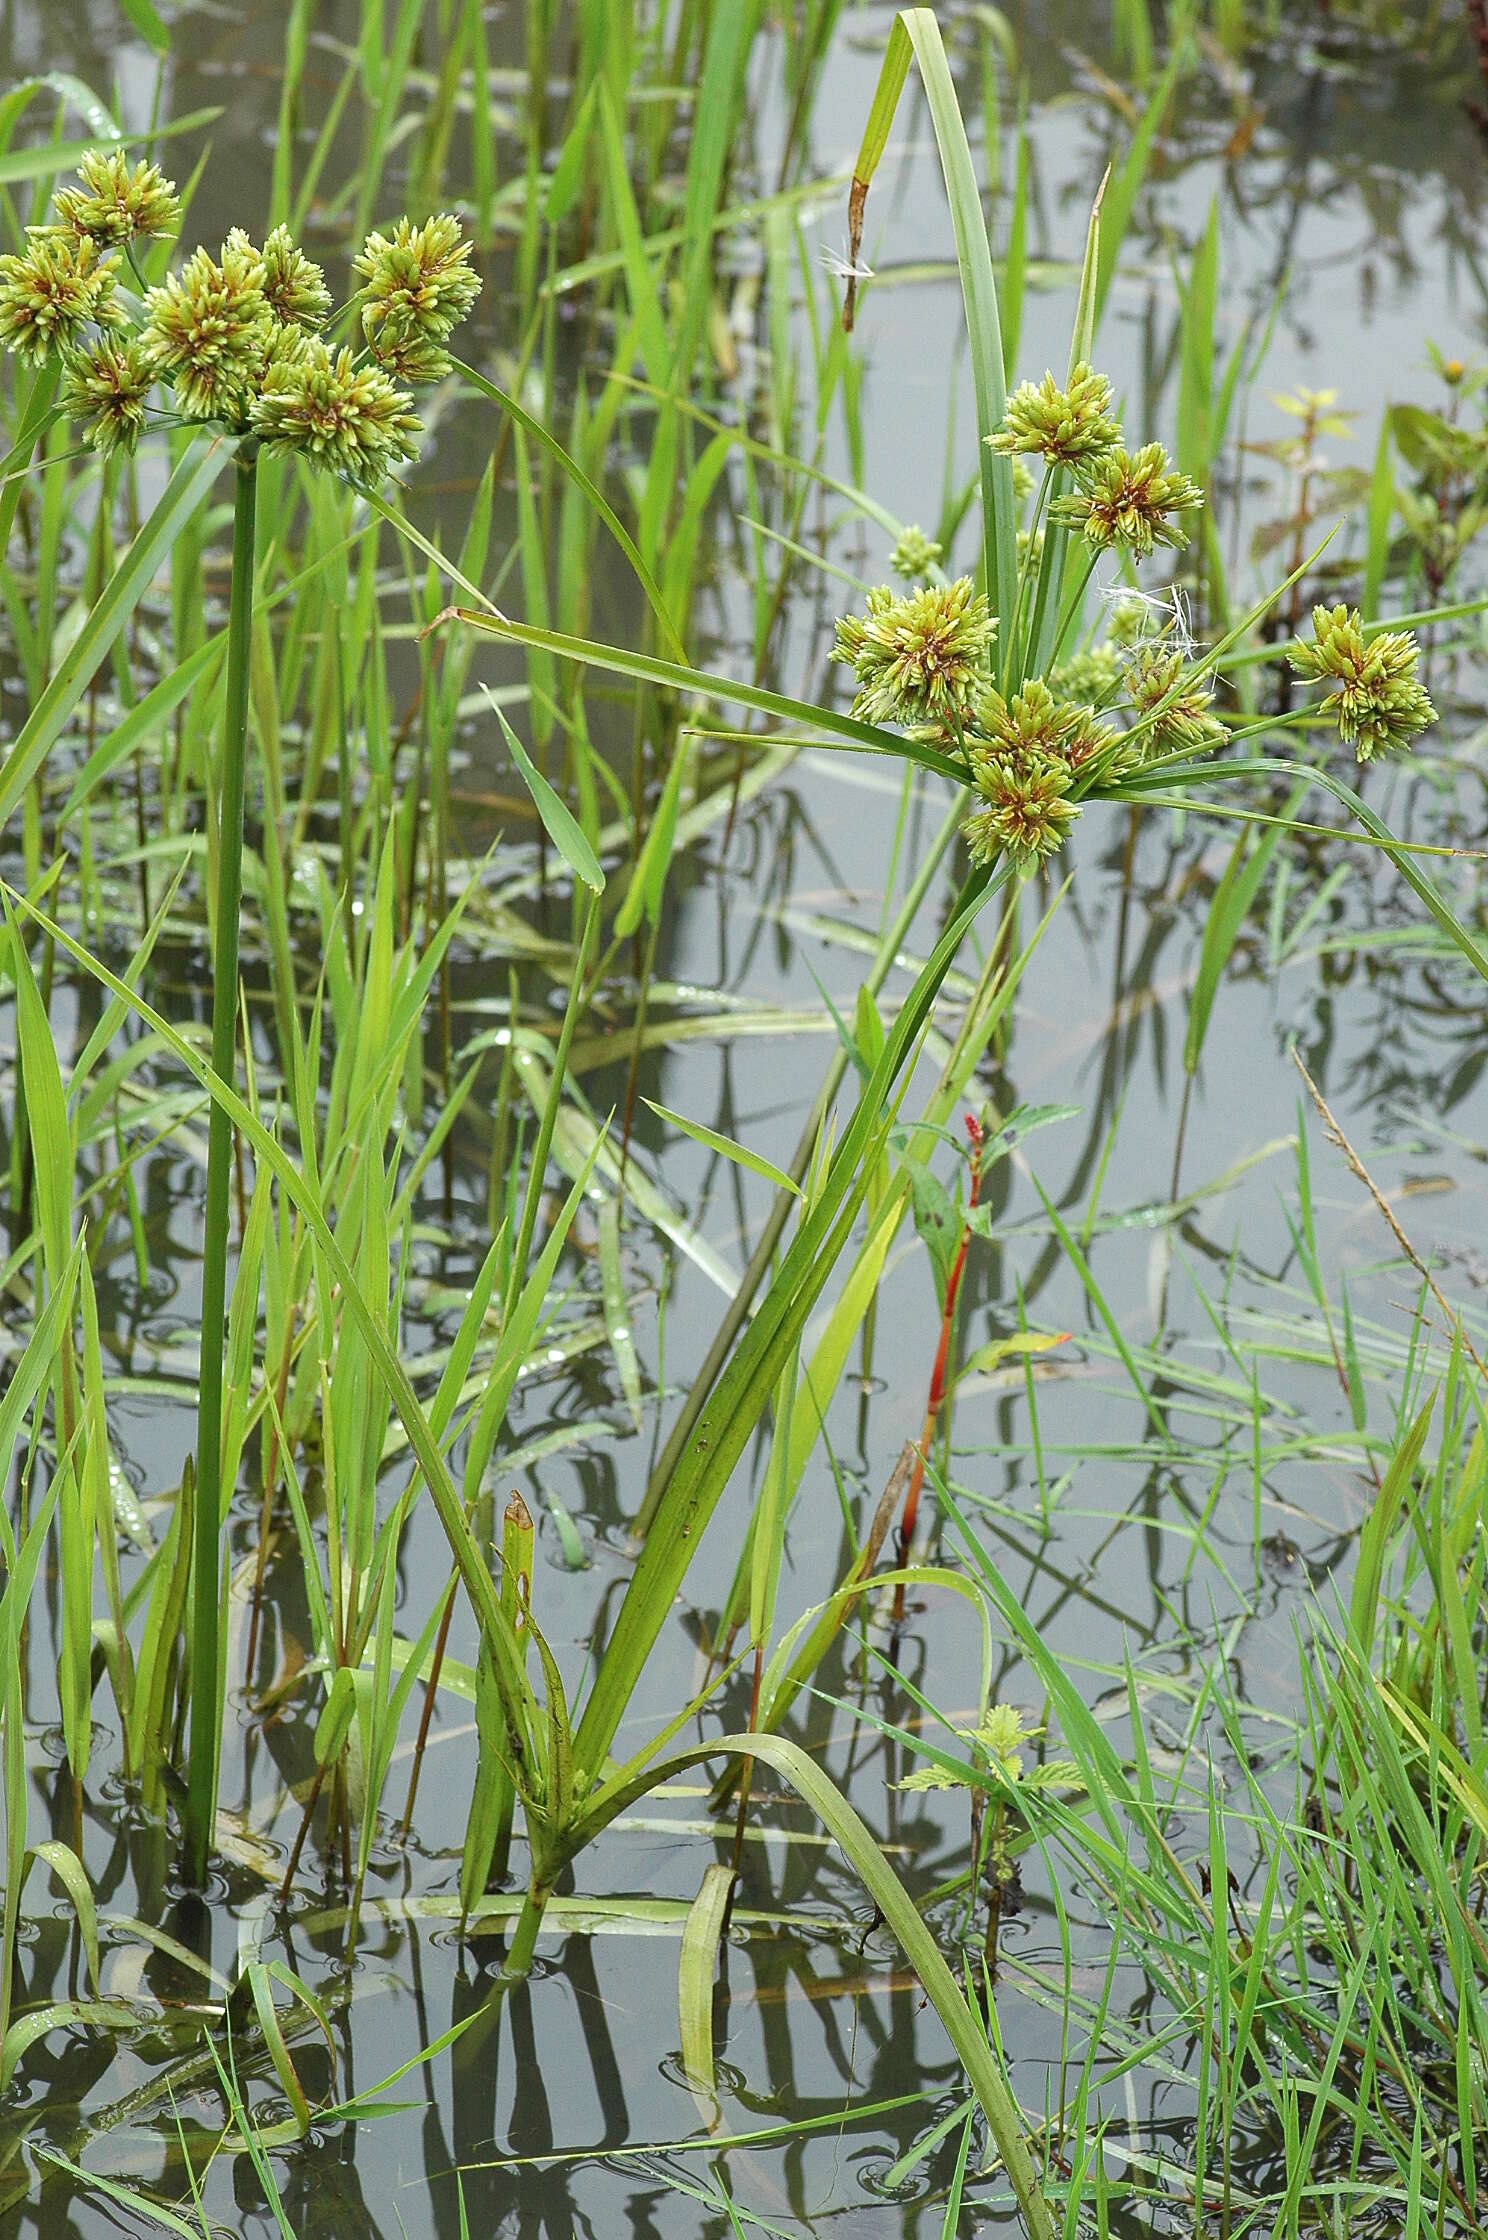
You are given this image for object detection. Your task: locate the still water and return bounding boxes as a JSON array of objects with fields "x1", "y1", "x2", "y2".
[{"x1": 2, "y1": 2, "x2": 1486, "y2": 2233}]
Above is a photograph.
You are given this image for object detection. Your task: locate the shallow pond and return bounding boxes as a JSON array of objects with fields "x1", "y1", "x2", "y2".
[{"x1": 2, "y1": 2, "x2": 1487, "y2": 2234}]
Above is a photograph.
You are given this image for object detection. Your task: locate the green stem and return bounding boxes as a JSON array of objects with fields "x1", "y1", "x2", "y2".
[
  {"x1": 505, "y1": 890, "x2": 597, "y2": 1316},
  {"x1": 184, "y1": 445, "x2": 259, "y2": 1884},
  {"x1": 504, "y1": 1870, "x2": 550, "y2": 1977},
  {"x1": 1049, "y1": 545, "x2": 1098, "y2": 668},
  {"x1": 1002, "y1": 460, "x2": 1054, "y2": 689},
  {"x1": 627, "y1": 791, "x2": 967, "y2": 1542}
]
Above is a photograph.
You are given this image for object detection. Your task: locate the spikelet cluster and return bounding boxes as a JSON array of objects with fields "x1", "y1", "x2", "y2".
[
  {"x1": 59, "y1": 335, "x2": 153, "y2": 458},
  {"x1": 142, "y1": 233, "x2": 276, "y2": 421},
  {"x1": 54, "y1": 150, "x2": 180, "y2": 246},
  {"x1": 1126, "y1": 643, "x2": 1230, "y2": 758},
  {"x1": 962, "y1": 757, "x2": 1079, "y2": 869},
  {"x1": 1050, "y1": 443, "x2": 1204, "y2": 557},
  {"x1": 987, "y1": 362, "x2": 1204, "y2": 559},
  {"x1": 0, "y1": 155, "x2": 481, "y2": 488},
  {"x1": 0, "y1": 229, "x2": 121, "y2": 365},
  {"x1": 1289, "y1": 604, "x2": 1437, "y2": 761},
  {"x1": 890, "y1": 524, "x2": 943, "y2": 583},
  {"x1": 352, "y1": 213, "x2": 481, "y2": 384},
  {"x1": 833, "y1": 578, "x2": 997, "y2": 731},
  {"x1": 989, "y1": 362, "x2": 1119, "y2": 469},
  {"x1": 957, "y1": 680, "x2": 1121, "y2": 867},
  {"x1": 253, "y1": 341, "x2": 421, "y2": 478}
]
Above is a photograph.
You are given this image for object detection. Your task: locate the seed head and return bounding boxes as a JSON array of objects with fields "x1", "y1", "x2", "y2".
[
  {"x1": 1052, "y1": 442, "x2": 1204, "y2": 556},
  {"x1": 353, "y1": 213, "x2": 480, "y2": 382},
  {"x1": 1056, "y1": 702, "x2": 1122, "y2": 775},
  {"x1": 970, "y1": 678, "x2": 1069, "y2": 765},
  {"x1": 54, "y1": 151, "x2": 180, "y2": 246},
  {"x1": 250, "y1": 339, "x2": 421, "y2": 484},
  {"x1": 1289, "y1": 604, "x2": 1436, "y2": 761},
  {"x1": 1126, "y1": 643, "x2": 1229, "y2": 758},
  {"x1": 968, "y1": 678, "x2": 1117, "y2": 780},
  {"x1": 890, "y1": 524, "x2": 943, "y2": 583},
  {"x1": 142, "y1": 236, "x2": 272, "y2": 421},
  {"x1": 260, "y1": 319, "x2": 312, "y2": 377},
  {"x1": 989, "y1": 361, "x2": 1119, "y2": 468},
  {"x1": 1049, "y1": 645, "x2": 1123, "y2": 703},
  {"x1": 1104, "y1": 593, "x2": 1150, "y2": 646},
  {"x1": 258, "y1": 223, "x2": 331, "y2": 329},
  {"x1": 963, "y1": 754, "x2": 1079, "y2": 869},
  {"x1": 0, "y1": 228, "x2": 121, "y2": 365},
  {"x1": 834, "y1": 577, "x2": 996, "y2": 730},
  {"x1": 60, "y1": 334, "x2": 154, "y2": 456}
]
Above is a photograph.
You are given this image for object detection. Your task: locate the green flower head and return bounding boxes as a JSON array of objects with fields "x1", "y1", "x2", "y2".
[
  {"x1": 1289, "y1": 604, "x2": 1437, "y2": 762},
  {"x1": 1104, "y1": 593, "x2": 1150, "y2": 646},
  {"x1": 353, "y1": 213, "x2": 480, "y2": 382},
  {"x1": 890, "y1": 524, "x2": 943, "y2": 583},
  {"x1": 989, "y1": 361, "x2": 1119, "y2": 468},
  {"x1": 258, "y1": 223, "x2": 331, "y2": 329},
  {"x1": 969, "y1": 678, "x2": 1116, "y2": 779},
  {"x1": 54, "y1": 150, "x2": 180, "y2": 246},
  {"x1": 142, "y1": 235, "x2": 271, "y2": 421},
  {"x1": 60, "y1": 334, "x2": 154, "y2": 456},
  {"x1": 1127, "y1": 643, "x2": 1229, "y2": 759},
  {"x1": 250, "y1": 340, "x2": 421, "y2": 484},
  {"x1": 963, "y1": 754, "x2": 1079, "y2": 869},
  {"x1": 1057, "y1": 702, "x2": 1121, "y2": 775},
  {"x1": 834, "y1": 577, "x2": 996, "y2": 730},
  {"x1": 970, "y1": 678, "x2": 1068, "y2": 765},
  {"x1": 1052, "y1": 442, "x2": 1204, "y2": 557},
  {"x1": 0, "y1": 228, "x2": 121, "y2": 365},
  {"x1": 1049, "y1": 644, "x2": 1123, "y2": 703}
]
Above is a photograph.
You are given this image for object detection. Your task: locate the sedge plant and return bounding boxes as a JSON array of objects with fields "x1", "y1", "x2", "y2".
[
  {"x1": 0, "y1": 158, "x2": 481, "y2": 1879},
  {"x1": 436, "y1": 16, "x2": 1478, "y2": 2212}
]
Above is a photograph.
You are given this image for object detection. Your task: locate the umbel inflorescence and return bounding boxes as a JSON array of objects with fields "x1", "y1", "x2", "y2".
[
  {"x1": 0, "y1": 151, "x2": 480, "y2": 483},
  {"x1": 833, "y1": 362, "x2": 1438, "y2": 870}
]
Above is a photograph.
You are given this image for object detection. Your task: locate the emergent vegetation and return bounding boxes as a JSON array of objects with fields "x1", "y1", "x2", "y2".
[{"x1": 2, "y1": 3, "x2": 1487, "y2": 2236}]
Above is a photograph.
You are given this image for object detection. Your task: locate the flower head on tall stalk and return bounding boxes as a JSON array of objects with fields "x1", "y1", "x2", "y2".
[
  {"x1": 54, "y1": 150, "x2": 180, "y2": 246},
  {"x1": 142, "y1": 235, "x2": 274, "y2": 421},
  {"x1": 353, "y1": 212, "x2": 482, "y2": 383},
  {"x1": 0, "y1": 154, "x2": 481, "y2": 490},
  {"x1": 962, "y1": 755, "x2": 1079, "y2": 869},
  {"x1": 259, "y1": 223, "x2": 332, "y2": 327},
  {"x1": 0, "y1": 158, "x2": 483, "y2": 1887},
  {"x1": 1289, "y1": 603, "x2": 1438, "y2": 760},
  {"x1": 252, "y1": 341, "x2": 422, "y2": 480},
  {"x1": 989, "y1": 361, "x2": 1119, "y2": 468},
  {"x1": 833, "y1": 577, "x2": 996, "y2": 731},
  {"x1": 1051, "y1": 441, "x2": 1204, "y2": 556},
  {"x1": 970, "y1": 678, "x2": 1073, "y2": 763},
  {"x1": 0, "y1": 229, "x2": 121, "y2": 364},
  {"x1": 1126, "y1": 642, "x2": 1231, "y2": 759},
  {"x1": 890, "y1": 524, "x2": 943, "y2": 582},
  {"x1": 59, "y1": 335, "x2": 153, "y2": 456}
]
